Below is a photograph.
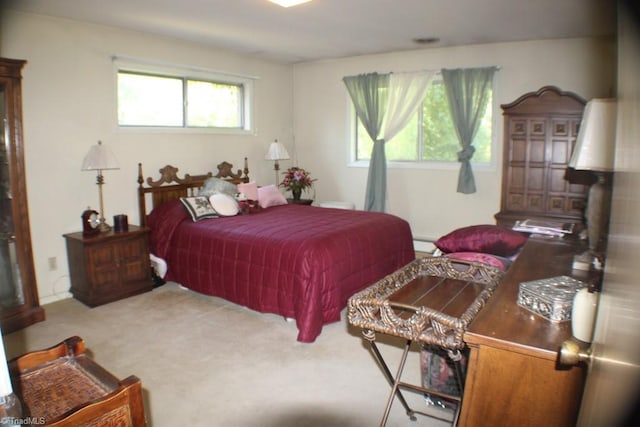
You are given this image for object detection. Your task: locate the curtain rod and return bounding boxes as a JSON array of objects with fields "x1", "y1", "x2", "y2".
[
  {"x1": 413, "y1": 65, "x2": 501, "y2": 75},
  {"x1": 439, "y1": 65, "x2": 502, "y2": 72},
  {"x1": 347, "y1": 66, "x2": 501, "y2": 78}
]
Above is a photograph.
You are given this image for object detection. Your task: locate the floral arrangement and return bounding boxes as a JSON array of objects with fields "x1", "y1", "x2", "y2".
[{"x1": 279, "y1": 167, "x2": 316, "y2": 193}]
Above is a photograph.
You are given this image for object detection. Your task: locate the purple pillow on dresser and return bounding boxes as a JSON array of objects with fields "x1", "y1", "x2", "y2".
[{"x1": 435, "y1": 224, "x2": 528, "y2": 257}]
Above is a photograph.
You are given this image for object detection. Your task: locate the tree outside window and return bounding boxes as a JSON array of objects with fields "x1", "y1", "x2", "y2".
[
  {"x1": 117, "y1": 69, "x2": 250, "y2": 131},
  {"x1": 356, "y1": 81, "x2": 492, "y2": 163}
]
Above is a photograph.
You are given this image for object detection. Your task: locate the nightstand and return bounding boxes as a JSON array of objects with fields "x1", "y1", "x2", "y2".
[
  {"x1": 63, "y1": 225, "x2": 152, "y2": 307},
  {"x1": 287, "y1": 198, "x2": 313, "y2": 205}
]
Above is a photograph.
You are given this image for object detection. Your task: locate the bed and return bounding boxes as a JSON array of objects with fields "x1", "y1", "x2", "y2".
[{"x1": 137, "y1": 160, "x2": 415, "y2": 342}]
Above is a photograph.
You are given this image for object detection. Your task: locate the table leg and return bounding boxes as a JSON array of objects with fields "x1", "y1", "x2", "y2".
[
  {"x1": 451, "y1": 357, "x2": 465, "y2": 426},
  {"x1": 364, "y1": 331, "x2": 417, "y2": 426}
]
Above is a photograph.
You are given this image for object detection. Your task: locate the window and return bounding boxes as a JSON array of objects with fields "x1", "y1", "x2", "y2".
[
  {"x1": 354, "y1": 79, "x2": 493, "y2": 164},
  {"x1": 116, "y1": 63, "x2": 253, "y2": 131}
]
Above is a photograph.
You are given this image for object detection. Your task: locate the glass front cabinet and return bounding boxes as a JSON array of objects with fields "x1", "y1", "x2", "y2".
[{"x1": 0, "y1": 58, "x2": 44, "y2": 334}]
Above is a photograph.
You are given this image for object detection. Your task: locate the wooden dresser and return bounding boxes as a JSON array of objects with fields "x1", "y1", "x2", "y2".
[
  {"x1": 459, "y1": 237, "x2": 591, "y2": 427},
  {"x1": 63, "y1": 226, "x2": 151, "y2": 307},
  {"x1": 495, "y1": 86, "x2": 592, "y2": 228}
]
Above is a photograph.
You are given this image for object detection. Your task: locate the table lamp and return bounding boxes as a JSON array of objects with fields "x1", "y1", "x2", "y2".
[
  {"x1": 569, "y1": 98, "x2": 616, "y2": 257},
  {"x1": 265, "y1": 139, "x2": 289, "y2": 185},
  {"x1": 81, "y1": 141, "x2": 120, "y2": 232}
]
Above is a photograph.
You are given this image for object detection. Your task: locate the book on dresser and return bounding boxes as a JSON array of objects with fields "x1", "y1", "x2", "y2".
[{"x1": 512, "y1": 219, "x2": 575, "y2": 237}]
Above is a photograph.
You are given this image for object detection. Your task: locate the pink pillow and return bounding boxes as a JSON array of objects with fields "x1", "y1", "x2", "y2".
[
  {"x1": 435, "y1": 224, "x2": 528, "y2": 257},
  {"x1": 237, "y1": 181, "x2": 258, "y2": 201},
  {"x1": 445, "y1": 252, "x2": 509, "y2": 271},
  {"x1": 257, "y1": 184, "x2": 287, "y2": 208}
]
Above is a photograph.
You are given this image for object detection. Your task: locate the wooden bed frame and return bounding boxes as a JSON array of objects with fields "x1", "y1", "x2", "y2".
[
  {"x1": 137, "y1": 158, "x2": 250, "y2": 226},
  {"x1": 135, "y1": 156, "x2": 415, "y2": 342}
]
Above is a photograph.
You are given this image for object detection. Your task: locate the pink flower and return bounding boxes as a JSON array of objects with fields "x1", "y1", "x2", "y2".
[{"x1": 279, "y1": 167, "x2": 316, "y2": 192}]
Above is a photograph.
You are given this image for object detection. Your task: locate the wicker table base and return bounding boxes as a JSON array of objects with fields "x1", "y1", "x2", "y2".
[{"x1": 348, "y1": 257, "x2": 503, "y2": 426}]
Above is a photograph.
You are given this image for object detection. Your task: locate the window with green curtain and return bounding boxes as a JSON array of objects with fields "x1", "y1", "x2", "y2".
[{"x1": 355, "y1": 79, "x2": 493, "y2": 163}]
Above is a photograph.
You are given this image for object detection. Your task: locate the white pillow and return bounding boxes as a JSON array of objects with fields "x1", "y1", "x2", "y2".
[
  {"x1": 209, "y1": 193, "x2": 239, "y2": 216},
  {"x1": 257, "y1": 184, "x2": 287, "y2": 208}
]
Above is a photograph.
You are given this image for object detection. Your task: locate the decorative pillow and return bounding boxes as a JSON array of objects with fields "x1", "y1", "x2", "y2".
[
  {"x1": 237, "y1": 181, "x2": 259, "y2": 201},
  {"x1": 435, "y1": 224, "x2": 528, "y2": 257},
  {"x1": 180, "y1": 196, "x2": 218, "y2": 221},
  {"x1": 445, "y1": 252, "x2": 511, "y2": 271},
  {"x1": 257, "y1": 184, "x2": 287, "y2": 208},
  {"x1": 209, "y1": 193, "x2": 239, "y2": 216},
  {"x1": 198, "y1": 177, "x2": 237, "y2": 197}
]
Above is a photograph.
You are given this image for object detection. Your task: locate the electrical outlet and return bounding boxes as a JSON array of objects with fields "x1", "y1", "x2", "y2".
[{"x1": 48, "y1": 256, "x2": 57, "y2": 271}]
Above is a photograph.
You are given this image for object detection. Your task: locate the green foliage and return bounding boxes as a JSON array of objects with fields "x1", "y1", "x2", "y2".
[
  {"x1": 187, "y1": 81, "x2": 242, "y2": 127},
  {"x1": 117, "y1": 71, "x2": 243, "y2": 128},
  {"x1": 421, "y1": 82, "x2": 458, "y2": 161}
]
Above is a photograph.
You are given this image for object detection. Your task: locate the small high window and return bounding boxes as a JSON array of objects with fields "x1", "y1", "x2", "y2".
[{"x1": 116, "y1": 61, "x2": 253, "y2": 132}]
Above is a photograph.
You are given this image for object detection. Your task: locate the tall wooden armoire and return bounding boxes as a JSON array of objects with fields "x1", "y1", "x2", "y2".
[{"x1": 495, "y1": 86, "x2": 592, "y2": 229}]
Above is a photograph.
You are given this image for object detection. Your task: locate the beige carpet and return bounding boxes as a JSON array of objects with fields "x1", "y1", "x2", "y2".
[{"x1": 5, "y1": 283, "x2": 452, "y2": 427}]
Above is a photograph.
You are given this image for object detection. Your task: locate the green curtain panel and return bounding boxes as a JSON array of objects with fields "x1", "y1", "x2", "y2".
[
  {"x1": 442, "y1": 67, "x2": 497, "y2": 194},
  {"x1": 343, "y1": 73, "x2": 389, "y2": 212},
  {"x1": 344, "y1": 71, "x2": 434, "y2": 212}
]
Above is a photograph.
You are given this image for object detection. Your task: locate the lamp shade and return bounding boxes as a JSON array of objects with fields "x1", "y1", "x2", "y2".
[
  {"x1": 81, "y1": 141, "x2": 120, "y2": 171},
  {"x1": 569, "y1": 98, "x2": 616, "y2": 172},
  {"x1": 265, "y1": 140, "x2": 290, "y2": 161}
]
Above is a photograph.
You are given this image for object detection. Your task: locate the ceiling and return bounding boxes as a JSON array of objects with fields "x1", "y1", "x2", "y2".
[{"x1": 3, "y1": 0, "x2": 616, "y2": 63}]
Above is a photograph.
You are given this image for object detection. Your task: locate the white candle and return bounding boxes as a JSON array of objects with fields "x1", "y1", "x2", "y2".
[
  {"x1": 572, "y1": 288, "x2": 599, "y2": 343},
  {"x1": 0, "y1": 328, "x2": 13, "y2": 396}
]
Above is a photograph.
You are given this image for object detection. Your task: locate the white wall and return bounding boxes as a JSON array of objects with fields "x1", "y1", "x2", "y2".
[
  {"x1": 1, "y1": 10, "x2": 293, "y2": 303},
  {"x1": 292, "y1": 37, "x2": 616, "y2": 241},
  {"x1": 1, "y1": 9, "x2": 616, "y2": 304}
]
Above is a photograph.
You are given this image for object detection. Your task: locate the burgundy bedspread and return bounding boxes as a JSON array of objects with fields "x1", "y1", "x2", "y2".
[{"x1": 147, "y1": 201, "x2": 414, "y2": 342}]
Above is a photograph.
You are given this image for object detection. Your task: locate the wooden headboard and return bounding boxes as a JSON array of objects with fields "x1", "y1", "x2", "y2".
[{"x1": 137, "y1": 158, "x2": 249, "y2": 226}]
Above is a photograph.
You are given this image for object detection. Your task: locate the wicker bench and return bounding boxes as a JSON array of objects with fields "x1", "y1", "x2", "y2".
[{"x1": 9, "y1": 336, "x2": 146, "y2": 426}]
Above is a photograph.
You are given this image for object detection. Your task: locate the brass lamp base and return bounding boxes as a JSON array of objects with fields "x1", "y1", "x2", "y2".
[
  {"x1": 95, "y1": 170, "x2": 111, "y2": 233},
  {"x1": 98, "y1": 219, "x2": 111, "y2": 232},
  {"x1": 585, "y1": 171, "x2": 613, "y2": 254},
  {"x1": 273, "y1": 160, "x2": 281, "y2": 186}
]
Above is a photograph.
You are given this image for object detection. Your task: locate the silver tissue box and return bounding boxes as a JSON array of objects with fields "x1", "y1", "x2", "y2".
[{"x1": 517, "y1": 276, "x2": 587, "y2": 322}]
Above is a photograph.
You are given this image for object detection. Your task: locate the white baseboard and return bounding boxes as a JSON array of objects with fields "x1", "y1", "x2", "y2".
[
  {"x1": 414, "y1": 239, "x2": 436, "y2": 254},
  {"x1": 40, "y1": 292, "x2": 73, "y2": 305}
]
